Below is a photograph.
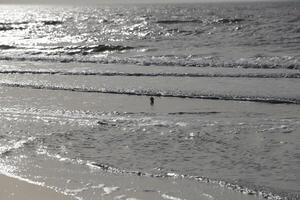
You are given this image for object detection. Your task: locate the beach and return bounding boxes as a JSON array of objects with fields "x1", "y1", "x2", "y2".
[
  {"x1": 0, "y1": 175, "x2": 71, "y2": 200},
  {"x1": 0, "y1": 172, "x2": 265, "y2": 200},
  {"x1": 0, "y1": 2, "x2": 299, "y2": 199},
  {"x1": 0, "y1": 62, "x2": 299, "y2": 199}
]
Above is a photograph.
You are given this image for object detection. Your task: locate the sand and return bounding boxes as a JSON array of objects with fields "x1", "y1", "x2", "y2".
[{"x1": 0, "y1": 175, "x2": 73, "y2": 200}]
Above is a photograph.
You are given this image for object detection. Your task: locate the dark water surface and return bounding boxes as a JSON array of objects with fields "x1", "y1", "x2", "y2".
[{"x1": 0, "y1": 2, "x2": 299, "y2": 69}]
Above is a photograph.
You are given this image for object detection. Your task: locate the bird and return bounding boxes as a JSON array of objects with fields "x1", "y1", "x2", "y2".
[{"x1": 150, "y1": 97, "x2": 154, "y2": 105}]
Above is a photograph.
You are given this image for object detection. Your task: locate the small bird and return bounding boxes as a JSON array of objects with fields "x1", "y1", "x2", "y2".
[{"x1": 150, "y1": 97, "x2": 154, "y2": 106}]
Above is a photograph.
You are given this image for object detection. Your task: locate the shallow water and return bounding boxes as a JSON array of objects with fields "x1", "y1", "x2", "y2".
[
  {"x1": 0, "y1": 72, "x2": 300, "y2": 199},
  {"x1": 0, "y1": 2, "x2": 300, "y2": 200}
]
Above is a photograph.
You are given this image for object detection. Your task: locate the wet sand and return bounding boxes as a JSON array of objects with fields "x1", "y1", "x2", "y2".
[
  {"x1": 0, "y1": 173, "x2": 262, "y2": 200},
  {"x1": 0, "y1": 175, "x2": 72, "y2": 200}
]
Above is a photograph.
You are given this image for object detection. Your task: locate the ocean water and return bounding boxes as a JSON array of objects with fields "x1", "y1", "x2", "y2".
[{"x1": 0, "y1": 1, "x2": 300, "y2": 200}]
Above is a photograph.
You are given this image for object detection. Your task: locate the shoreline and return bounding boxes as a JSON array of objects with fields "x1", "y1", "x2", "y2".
[
  {"x1": 0, "y1": 172, "x2": 263, "y2": 200},
  {"x1": 0, "y1": 60, "x2": 299, "y2": 200},
  {"x1": 0, "y1": 86, "x2": 298, "y2": 199},
  {"x1": 0, "y1": 174, "x2": 73, "y2": 200}
]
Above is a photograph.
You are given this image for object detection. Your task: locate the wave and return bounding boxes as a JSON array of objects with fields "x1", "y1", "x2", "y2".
[
  {"x1": 0, "y1": 21, "x2": 62, "y2": 26},
  {"x1": 85, "y1": 161, "x2": 287, "y2": 200},
  {"x1": 0, "y1": 137, "x2": 36, "y2": 157},
  {"x1": 0, "y1": 44, "x2": 134, "y2": 56},
  {"x1": 0, "y1": 20, "x2": 62, "y2": 32},
  {"x1": 55, "y1": 44, "x2": 135, "y2": 56},
  {"x1": 0, "y1": 55, "x2": 299, "y2": 70},
  {"x1": 0, "y1": 45, "x2": 17, "y2": 50},
  {"x1": 166, "y1": 28, "x2": 198, "y2": 35},
  {"x1": 212, "y1": 18, "x2": 245, "y2": 24},
  {"x1": 156, "y1": 18, "x2": 244, "y2": 25},
  {"x1": 65, "y1": 44, "x2": 134, "y2": 55},
  {"x1": 168, "y1": 111, "x2": 220, "y2": 115},
  {"x1": 42, "y1": 20, "x2": 63, "y2": 25},
  {"x1": 0, "y1": 22, "x2": 30, "y2": 26},
  {"x1": 0, "y1": 26, "x2": 14, "y2": 31},
  {"x1": 157, "y1": 19, "x2": 203, "y2": 24},
  {"x1": 0, "y1": 69, "x2": 299, "y2": 79},
  {"x1": 0, "y1": 26, "x2": 26, "y2": 31},
  {"x1": 1, "y1": 82, "x2": 299, "y2": 105},
  {"x1": 0, "y1": 22, "x2": 29, "y2": 31}
]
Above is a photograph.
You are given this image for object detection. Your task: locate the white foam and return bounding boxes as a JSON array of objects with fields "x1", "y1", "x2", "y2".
[
  {"x1": 202, "y1": 193, "x2": 214, "y2": 199},
  {"x1": 91, "y1": 184, "x2": 105, "y2": 189},
  {"x1": 114, "y1": 195, "x2": 126, "y2": 200},
  {"x1": 161, "y1": 194, "x2": 184, "y2": 200},
  {"x1": 175, "y1": 122, "x2": 187, "y2": 127},
  {"x1": 0, "y1": 137, "x2": 36, "y2": 155},
  {"x1": 103, "y1": 186, "x2": 120, "y2": 194}
]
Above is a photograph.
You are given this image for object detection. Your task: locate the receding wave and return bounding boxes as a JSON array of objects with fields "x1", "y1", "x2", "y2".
[
  {"x1": 1, "y1": 82, "x2": 299, "y2": 105},
  {"x1": 0, "y1": 69, "x2": 299, "y2": 79},
  {"x1": 86, "y1": 161, "x2": 287, "y2": 200},
  {"x1": 0, "y1": 137, "x2": 36, "y2": 157}
]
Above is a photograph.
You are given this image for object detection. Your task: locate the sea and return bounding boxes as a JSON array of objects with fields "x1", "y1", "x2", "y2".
[{"x1": 0, "y1": 1, "x2": 299, "y2": 200}]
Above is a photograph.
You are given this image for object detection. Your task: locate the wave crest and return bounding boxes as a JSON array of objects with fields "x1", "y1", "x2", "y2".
[
  {"x1": 213, "y1": 18, "x2": 245, "y2": 24},
  {"x1": 0, "y1": 55, "x2": 298, "y2": 70},
  {"x1": 1, "y1": 82, "x2": 299, "y2": 105},
  {"x1": 42, "y1": 20, "x2": 63, "y2": 25},
  {"x1": 0, "y1": 69, "x2": 299, "y2": 79},
  {"x1": 157, "y1": 19, "x2": 202, "y2": 24},
  {"x1": 64, "y1": 44, "x2": 134, "y2": 55}
]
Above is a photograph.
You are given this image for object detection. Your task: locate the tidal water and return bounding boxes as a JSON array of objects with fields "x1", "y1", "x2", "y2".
[{"x1": 0, "y1": 2, "x2": 299, "y2": 200}]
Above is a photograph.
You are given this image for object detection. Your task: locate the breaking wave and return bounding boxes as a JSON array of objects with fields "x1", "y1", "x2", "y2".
[
  {"x1": 0, "y1": 69, "x2": 299, "y2": 79},
  {"x1": 0, "y1": 55, "x2": 299, "y2": 69},
  {"x1": 84, "y1": 161, "x2": 291, "y2": 200},
  {"x1": 0, "y1": 137, "x2": 36, "y2": 157}
]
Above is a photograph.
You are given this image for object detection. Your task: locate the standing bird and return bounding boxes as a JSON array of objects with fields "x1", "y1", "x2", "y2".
[{"x1": 150, "y1": 97, "x2": 154, "y2": 106}]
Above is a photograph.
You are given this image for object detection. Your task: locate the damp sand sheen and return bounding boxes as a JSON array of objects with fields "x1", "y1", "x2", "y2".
[{"x1": 0, "y1": 173, "x2": 264, "y2": 200}]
